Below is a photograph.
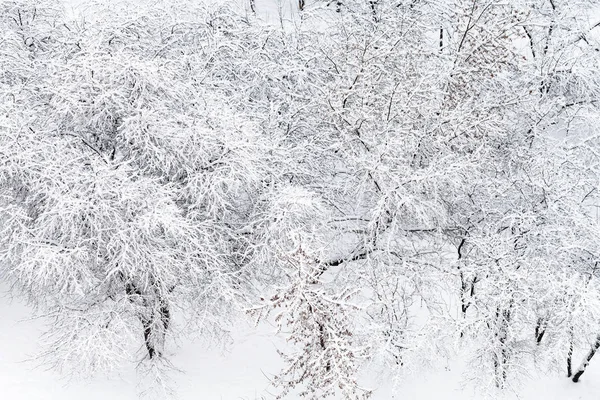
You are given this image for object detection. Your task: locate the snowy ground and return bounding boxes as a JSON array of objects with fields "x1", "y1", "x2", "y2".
[{"x1": 2, "y1": 286, "x2": 600, "y2": 400}]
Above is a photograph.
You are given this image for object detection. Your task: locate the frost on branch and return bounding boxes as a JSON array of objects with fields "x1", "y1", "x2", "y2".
[
  {"x1": 0, "y1": 0, "x2": 269, "y2": 382},
  {"x1": 270, "y1": 250, "x2": 371, "y2": 400}
]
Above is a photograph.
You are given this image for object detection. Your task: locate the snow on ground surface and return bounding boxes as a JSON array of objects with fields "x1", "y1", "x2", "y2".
[{"x1": 2, "y1": 284, "x2": 600, "y2": 400}]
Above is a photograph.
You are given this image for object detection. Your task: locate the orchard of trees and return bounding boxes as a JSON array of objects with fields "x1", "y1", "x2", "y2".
[{"x1": 1, "y1": 0, "x2": 600, "y2": 398}]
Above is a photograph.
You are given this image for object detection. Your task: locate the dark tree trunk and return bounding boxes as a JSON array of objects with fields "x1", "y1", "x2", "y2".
[
  {"x1": 572, "y1": 334, "x2": 600, "y2": 383},
  {"x1": 535, "y1": 317, "x2": 546, "y2": 344},
  {"x1": 567, "y1": 325, "x2": 573, "y2": 377},
  {"x1": 318, "y1": 321, "x2": 331, "y2": 372},
  {"x1": 141, "y1": 316, "x2": 156, "y2": 359},
  {"x1": 159, "y1": 299, "x2": 170, "y2": 332},
  {"x1": 308, "y1": 302, "x2": 330, "y2": 372},
  {"x1": 125, "y1": 281, "x2": 170, "y2": 360},
  {"x1": 457, "y1": 239, "x2": 477, "y2": 333},
  {"x1": 494, "y1": 305, "x2": 512, "y2": 388},
  {"x1": 457, "y1": 239, "x2": 468, "y2": 317}
]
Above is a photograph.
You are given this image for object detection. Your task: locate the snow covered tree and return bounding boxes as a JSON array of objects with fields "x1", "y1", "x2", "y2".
[{"x1": 0, "y1": 1, "x2": 272, "y2": 389}]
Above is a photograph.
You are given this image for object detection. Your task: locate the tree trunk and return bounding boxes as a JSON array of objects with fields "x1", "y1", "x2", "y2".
[
  {"x1": 566, "y1": 325, "x2": 573, "y2": 377},
  {"x1": 535, "y1": 317, "x2": 546, "y2": 344},
  {"x1": 572, "y1": 334, "x2": 600, "y2": 383},
  {"x1": 494, "y1": 305, "x2": 512, "y2": 388},
  {"x1": 141, "y1": 315, "x2": 156, "y2": 359},
  {"x1": 457, "y1": 239, "x2": 469, "y2": 318},
  {"x1": 125, "y1": 281, "x2": 170, "y2": 360}
]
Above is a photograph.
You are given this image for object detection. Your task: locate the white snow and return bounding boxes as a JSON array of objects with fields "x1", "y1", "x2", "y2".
[{"x1": 2, "y1": 285, "x2": 600, "y2": 399}]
